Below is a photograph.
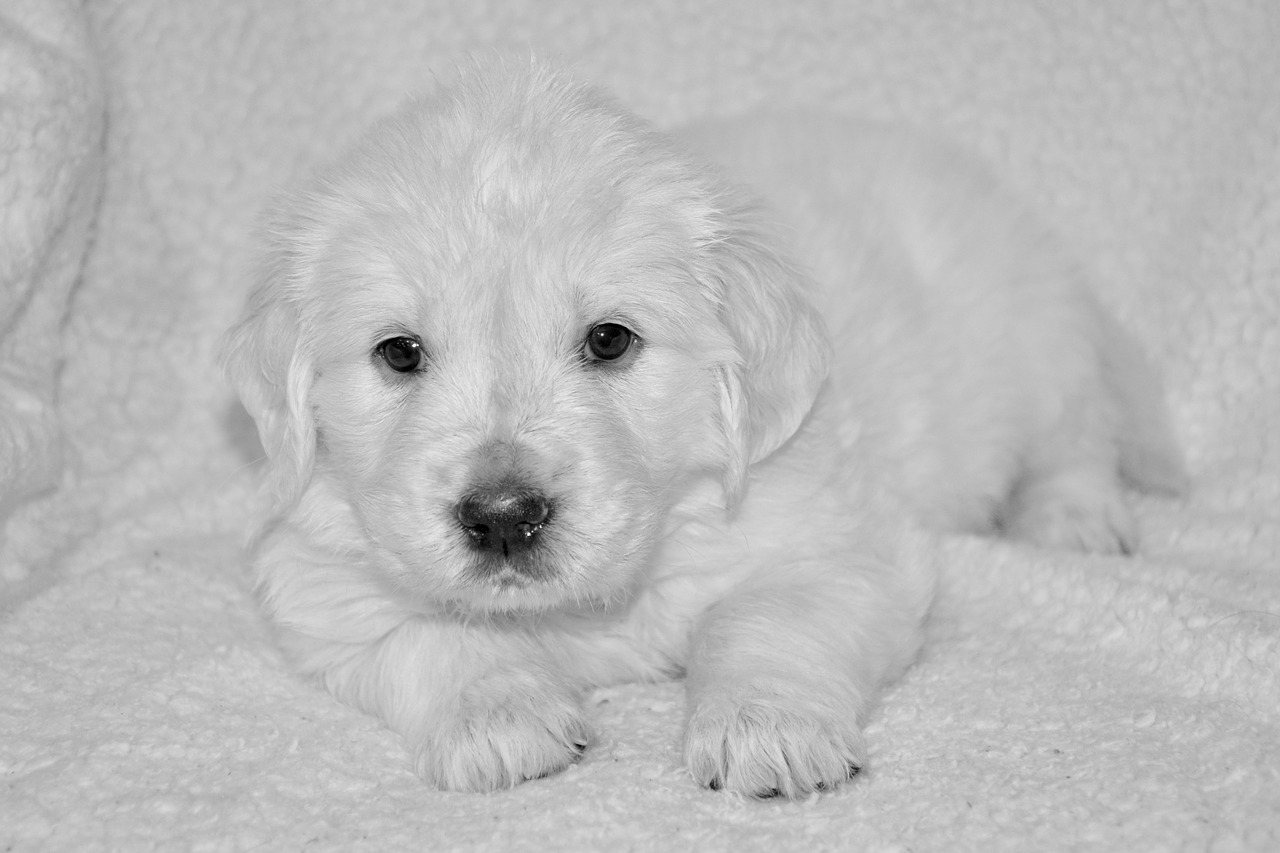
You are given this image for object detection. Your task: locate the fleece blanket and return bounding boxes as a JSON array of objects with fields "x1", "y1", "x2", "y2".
[{"x1": 2, "y1": 1, "x2": 1277, "y2": 850}]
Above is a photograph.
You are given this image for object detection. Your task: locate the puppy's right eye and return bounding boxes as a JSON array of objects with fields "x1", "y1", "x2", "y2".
[{"x1": 376, "y1": 336, "x2": 424, "y2": 373}]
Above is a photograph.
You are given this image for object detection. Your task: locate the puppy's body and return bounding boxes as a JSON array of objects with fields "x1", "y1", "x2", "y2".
[
  {"x1": 687, "y1": 117, "x2": 1185, "y2": 545},
  {"x1": 225, "y1": 63, "x2": 1184, "y2": 797}
]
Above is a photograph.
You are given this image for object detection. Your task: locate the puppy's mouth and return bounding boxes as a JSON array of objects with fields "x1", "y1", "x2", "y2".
[
  {"x1": 469, "y1": 552, "x2": 557, "y2": 589},
  {"x1": 454, "y1": 558, "x2": 578, "y2": 615},
  {"x1": 481, "y1": 565, "x2": 556, "y2": 602}
]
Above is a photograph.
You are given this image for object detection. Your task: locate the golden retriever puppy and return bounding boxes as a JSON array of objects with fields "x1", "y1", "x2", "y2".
[{"x1": 222, "y1": 60, "x2": 1184, "y2": 797}]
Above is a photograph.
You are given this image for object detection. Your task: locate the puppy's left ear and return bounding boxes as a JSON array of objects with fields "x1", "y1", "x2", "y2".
[
  {"x1": 707, "y1": 195, "x2": 832, "y2": 501},
  {"x1": 220, "y1": 245, "x2": 317, "y2": 513}
]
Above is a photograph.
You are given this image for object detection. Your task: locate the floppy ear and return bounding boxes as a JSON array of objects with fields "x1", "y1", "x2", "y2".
[
  {"x1": 708, "y1": 196, "x2": 832, "y2": 501},
  {"x1": 220, "y1": 241, "x2": 317, "y2": 513}
]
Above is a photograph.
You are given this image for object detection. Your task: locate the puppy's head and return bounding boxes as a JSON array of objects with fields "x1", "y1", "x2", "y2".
[{"x1": 222, "y1": 62, "x2": 829, "y2": 613}]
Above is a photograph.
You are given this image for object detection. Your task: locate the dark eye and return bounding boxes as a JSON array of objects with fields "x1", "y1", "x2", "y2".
[
  {"x1": 376, "y1": 336, "x2": 424, "y2": 373},
  {"x1": 584, "y1": 323, "x2": 635, "y2": 362}
]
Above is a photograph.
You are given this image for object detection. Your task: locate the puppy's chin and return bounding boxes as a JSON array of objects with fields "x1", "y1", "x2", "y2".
[
  {"x1": 444, "y1": 577, "x2": 595, "y2": 617},
  {"x1": 430, "y1": 559, "x2": 637, "y2": 617}
]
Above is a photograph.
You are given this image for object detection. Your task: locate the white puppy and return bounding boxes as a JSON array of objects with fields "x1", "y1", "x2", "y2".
[{"x1": 222, "y1": 61, "x2": 1184, "y2": 798}]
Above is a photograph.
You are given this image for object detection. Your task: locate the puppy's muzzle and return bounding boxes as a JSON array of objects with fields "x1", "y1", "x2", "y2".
[{"x1": 456, "y1": 486, "x2": 553, "y2": 564}]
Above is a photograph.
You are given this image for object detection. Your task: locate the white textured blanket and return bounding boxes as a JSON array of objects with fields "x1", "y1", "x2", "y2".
[{"x1": 2, "y1": 1, "x2": 1277, "y2": 850}]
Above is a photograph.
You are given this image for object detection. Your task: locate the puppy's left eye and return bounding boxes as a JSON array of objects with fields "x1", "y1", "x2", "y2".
[
  {"x1": 584, "y1": 323, "x2": 635, "y2": 362},
  {"x1": 376, "y1": 336, "x2": 424, "y2": 373}
]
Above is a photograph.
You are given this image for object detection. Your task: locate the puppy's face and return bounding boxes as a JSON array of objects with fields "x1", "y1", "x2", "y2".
[
  {"x1": 224, "y1": 67, "x2": 829, "y2": 614},
  {"x1": 300, "y1": 114, "x2": 733, "y2": 613}
]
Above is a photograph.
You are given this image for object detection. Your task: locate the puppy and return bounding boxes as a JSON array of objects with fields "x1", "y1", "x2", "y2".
[{"x1": 222, "y1": 60, "x2": 1184, "y2": 797}]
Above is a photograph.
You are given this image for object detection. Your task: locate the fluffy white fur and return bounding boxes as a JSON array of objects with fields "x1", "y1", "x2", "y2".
[{"x1": 221, "y1": 61, "x2": 1185, "y2": 798}]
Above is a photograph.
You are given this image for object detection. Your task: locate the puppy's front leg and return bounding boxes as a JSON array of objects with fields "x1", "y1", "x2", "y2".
[
  {"x1": 295, "y1": 615, "x2": 590, "y2": 792},
  {"x1": 683, "y1": 556, "x2": 926, "y2": 797}
]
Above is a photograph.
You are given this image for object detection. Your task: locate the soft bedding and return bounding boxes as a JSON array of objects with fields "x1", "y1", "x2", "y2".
[{"x1": 1, "y1": 2, "x2": 1276, "y2": 850}]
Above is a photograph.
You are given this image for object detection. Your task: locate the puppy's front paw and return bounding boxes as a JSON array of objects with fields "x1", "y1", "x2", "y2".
[
  {"x1": 413, "y1": 672, "x2": 590, "y2": 792},
  {"x1": 1007, "y1": 480, "x2": 1137, "y2": 555},
  {"x1": 684, "y1": 686, "x2": 866, "y2": 798}
]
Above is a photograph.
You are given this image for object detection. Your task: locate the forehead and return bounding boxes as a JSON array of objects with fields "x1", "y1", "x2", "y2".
[{"x1": 301, "y1": 88, "x2": 719, "y2": 342}]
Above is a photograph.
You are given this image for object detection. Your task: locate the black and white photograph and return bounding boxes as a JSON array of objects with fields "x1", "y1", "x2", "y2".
[{"x1": 2, "y1": 2, "x2": 1276, "y2": 850}]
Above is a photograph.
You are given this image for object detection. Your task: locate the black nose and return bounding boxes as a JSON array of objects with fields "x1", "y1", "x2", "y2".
[{"x1": 456, "y1": 487, "x2": 552, "y2": 558}]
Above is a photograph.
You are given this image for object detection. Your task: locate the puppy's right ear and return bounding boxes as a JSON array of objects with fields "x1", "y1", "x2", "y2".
[{"x1": 220, "y1": 245, "x2": 316, "y2": 513}]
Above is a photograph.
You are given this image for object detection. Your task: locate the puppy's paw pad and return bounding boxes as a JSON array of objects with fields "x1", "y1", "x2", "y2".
[
  {"x1": 684, "y1": 695, "x2": 866, "y2": 798},
  {"x1": 415, "y1": 677, "x2": 590, "y2": 792}
]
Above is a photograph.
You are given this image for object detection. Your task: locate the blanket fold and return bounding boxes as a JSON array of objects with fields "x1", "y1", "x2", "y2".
[{"x1": 0, "y1": 0, "x2": 104, "y2": 527}]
